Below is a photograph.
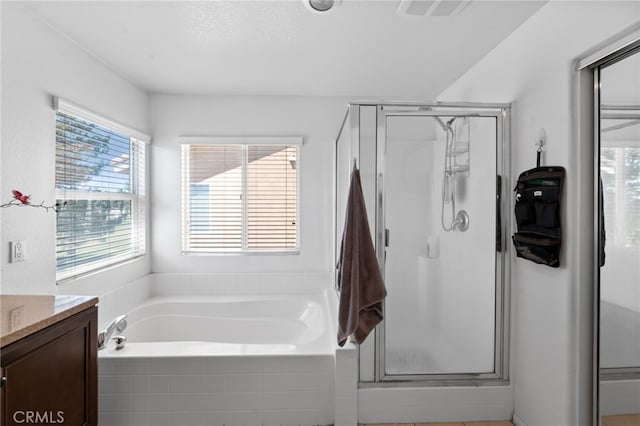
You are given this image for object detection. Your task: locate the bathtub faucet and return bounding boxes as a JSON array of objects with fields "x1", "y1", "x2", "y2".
[{"x1": 97, "y1": 314, "x2": 128, "y2": 350}]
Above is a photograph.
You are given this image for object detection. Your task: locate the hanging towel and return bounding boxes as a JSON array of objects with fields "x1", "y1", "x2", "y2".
[
  {"x1": 337, "y1": 166, "x2": 386, "y2": 347},
  {"x1": 600, "y1": 177, "x2": 606, "y2": 267}
]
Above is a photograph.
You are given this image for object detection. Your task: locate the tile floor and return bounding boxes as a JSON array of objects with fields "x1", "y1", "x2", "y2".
[
  {"x1": 363, "y1": 416, "x2": 640, "y2": 426},
  {"x1": 602, "y1": 414, "x2": 640, "y2": 426},
  {"x1": 361, "y1": 421, "x2": 513, "y2": 426}
]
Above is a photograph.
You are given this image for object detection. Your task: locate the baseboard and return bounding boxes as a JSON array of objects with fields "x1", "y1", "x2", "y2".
[
  {"x1": 358, "y1": 386, "x2": 513, "y2": 423},
  {"x1": 600, "y1": 379, "x2": 640, "y2": 415}
]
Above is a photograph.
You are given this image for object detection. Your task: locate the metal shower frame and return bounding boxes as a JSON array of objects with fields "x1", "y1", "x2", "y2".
[{"x1": 334, "y1": 101, "x2": 512, "y2": 386}]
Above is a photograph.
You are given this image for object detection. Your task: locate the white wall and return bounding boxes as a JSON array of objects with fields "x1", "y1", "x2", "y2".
[
  {"x1": 0, "y1": 3, "x2": 150, "y2": 295},
  {"x1": 438, "y1": 2, "x2": 640, "y2": 425},
  {"x1": 149, "y1": 94, "x2": 346, "y2": 274}
]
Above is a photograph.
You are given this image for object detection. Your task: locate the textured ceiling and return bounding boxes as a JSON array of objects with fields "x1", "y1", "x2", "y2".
[{"x1": 22, "y1": 1, "x2": 546, "y2": 97}]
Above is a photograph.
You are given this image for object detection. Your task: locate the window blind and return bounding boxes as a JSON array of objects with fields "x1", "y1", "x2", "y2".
[
  {"x1": 182, "y1": 143, "x2": 298, "y2": 253},
  {"x1": 55, "y1": 108, "x2": 146, "y2": 281},
  {"x1": 601, "y1": 145, "x2": 640, "y2": 247}
]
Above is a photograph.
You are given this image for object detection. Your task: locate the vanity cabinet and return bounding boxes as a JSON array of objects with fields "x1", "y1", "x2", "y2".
[{"x1": 0, "y1": 299, "x2": 97, "y2": 426}]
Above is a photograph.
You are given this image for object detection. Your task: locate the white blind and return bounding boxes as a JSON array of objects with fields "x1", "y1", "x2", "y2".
[
  {"x1": 182, "y1": 144, "x2": 298, "y2": 253},
  {"x1": 601, "y1": 145, "x2": 640, "y2": 247},
  {"x1": 55, "y1": 109, "x2": 146, "y2": 281}
]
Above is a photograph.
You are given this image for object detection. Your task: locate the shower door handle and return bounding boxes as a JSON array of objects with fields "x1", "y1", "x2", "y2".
[{"x1": 496, "y1": 174, "x2": 502, "y2": 252}]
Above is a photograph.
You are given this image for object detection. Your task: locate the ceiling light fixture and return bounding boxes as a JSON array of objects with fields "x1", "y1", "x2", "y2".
[{"x1": 304, "y1": 0, "x2": 341, "y2": 14}]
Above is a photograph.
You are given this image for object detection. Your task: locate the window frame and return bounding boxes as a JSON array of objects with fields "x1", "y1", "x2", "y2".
[
  {"x1": 180, "y1": 136, "x2": 302, "y2": 255},
  {"x1": 54, "y1": 96, "x2": 149, "y2": 282}
]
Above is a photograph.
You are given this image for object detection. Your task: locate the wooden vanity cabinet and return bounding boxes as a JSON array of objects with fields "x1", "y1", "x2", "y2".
[{"x1": 0, "y1": 306, "x2": 97, "y2": 426}]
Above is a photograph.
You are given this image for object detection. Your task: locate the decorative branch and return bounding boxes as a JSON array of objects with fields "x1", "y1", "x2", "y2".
[{"x1": 1, "y1": 190, "x2": 65, "y2": 212}]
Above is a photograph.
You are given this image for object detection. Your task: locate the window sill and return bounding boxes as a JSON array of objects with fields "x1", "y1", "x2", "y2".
[
  {"x1": 56, "y1": 254, "x2": 146, "y2": 285},
  {"x1": 181, "y1": 250, "x2": 300, "y2": 256}
]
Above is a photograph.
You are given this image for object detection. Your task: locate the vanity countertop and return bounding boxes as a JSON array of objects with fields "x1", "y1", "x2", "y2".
[{"x1": 0, "y1": 294, "x2": 98, "y2": 347}]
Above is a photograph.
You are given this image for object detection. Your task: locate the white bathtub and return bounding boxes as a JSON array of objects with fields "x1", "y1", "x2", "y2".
[
  {"x1": 97, "y1": 288, "x2": 338, "y2": 426},
  {"x1": 99, "y1": 294, "x2": 333, "y2": 357}
]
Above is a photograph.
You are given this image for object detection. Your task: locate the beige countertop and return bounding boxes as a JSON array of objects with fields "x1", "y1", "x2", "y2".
[{"x1": 0, "y1": 295, "x2": 98, "y2": 347}]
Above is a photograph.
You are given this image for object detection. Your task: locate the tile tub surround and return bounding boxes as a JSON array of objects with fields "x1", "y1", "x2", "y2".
[
  {"x1": 149, "y1": 272, "x2": 335, "y2": 297},
  {"x1": 335, "y1": 343, "x2": 358, "y2": 426},
  {"x1": 59, "y1": 272, "x2": 334, "y2": 331},
  {"x1": 98, "y1": 356, "x2": 334, "y2": 426},
  {"x1": 58, "y1": 273, "x2": 152, "y2": 331},
  {"x1": 94, "y1": 271, "x2": 344, "y2": 425}
]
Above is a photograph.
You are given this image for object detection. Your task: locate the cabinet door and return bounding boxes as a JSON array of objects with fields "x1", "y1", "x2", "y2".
[{"x1": 1, "y1": 307, "x2": 97, "y2": 426}]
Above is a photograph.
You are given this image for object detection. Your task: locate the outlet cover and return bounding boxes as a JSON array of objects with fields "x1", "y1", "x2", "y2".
[
  {"x1": 9, "y1": 306, "x2": 24, "y2": 330},
  {"x1": 10, "y1": 240, "x2": 25, "y2": 263}
]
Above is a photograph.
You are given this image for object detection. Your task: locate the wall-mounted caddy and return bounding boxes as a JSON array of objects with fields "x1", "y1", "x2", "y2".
[{"x1": 512, "y1": 136, "x2": 566, "y2": 267}]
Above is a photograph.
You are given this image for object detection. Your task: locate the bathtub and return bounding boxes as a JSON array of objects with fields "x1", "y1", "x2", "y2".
[
  {"x1": 99, "y1": 294, "x2": 332, "y2": 357},
  {"x1": 97, "y1": 290, "x2": 337, "y2": 426}
]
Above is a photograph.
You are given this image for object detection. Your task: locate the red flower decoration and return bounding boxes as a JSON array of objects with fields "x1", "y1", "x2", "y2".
[{"x1": 12, "y1": 190, "x2": 31, "y2": 205}]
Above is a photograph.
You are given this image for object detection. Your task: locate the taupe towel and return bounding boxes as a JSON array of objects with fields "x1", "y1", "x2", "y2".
[{"x1": 337, "y1": 167, "x2": 386, "y2": 347}]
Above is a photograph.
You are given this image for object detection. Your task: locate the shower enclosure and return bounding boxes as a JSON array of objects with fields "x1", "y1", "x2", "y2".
[{"x1": 335, "y1": 102, "x2": 510, "y2": 384}]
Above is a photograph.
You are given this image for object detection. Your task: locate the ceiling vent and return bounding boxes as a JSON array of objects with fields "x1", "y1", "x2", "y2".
[{"x1": 397, "y1": 0, "x2": 472, "y2": 17}]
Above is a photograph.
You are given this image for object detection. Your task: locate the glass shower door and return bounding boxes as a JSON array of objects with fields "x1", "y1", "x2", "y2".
[{"x1": 377, "y1": 107, "x2": 508, "y2": 381}]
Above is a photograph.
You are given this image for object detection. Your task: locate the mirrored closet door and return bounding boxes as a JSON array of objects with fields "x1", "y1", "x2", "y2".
[{"x1": 597, "y1": 43, "x2": 640, "y2": 425}]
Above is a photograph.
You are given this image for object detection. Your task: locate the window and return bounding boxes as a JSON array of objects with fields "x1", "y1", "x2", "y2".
[
  {"x1": 55, "y1": 98, "x2": 148, "y2": 281},
  {"x1": 181, "y1": 138, "x2": 300, "y2": 254},
  {"x1": 601, "y1": 142, "x2": 640, "y2": 247}
]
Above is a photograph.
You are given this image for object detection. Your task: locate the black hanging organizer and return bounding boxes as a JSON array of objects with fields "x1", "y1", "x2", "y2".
[{"x1": 512, "y1": 142, "x2": 565, "y2": 267}]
